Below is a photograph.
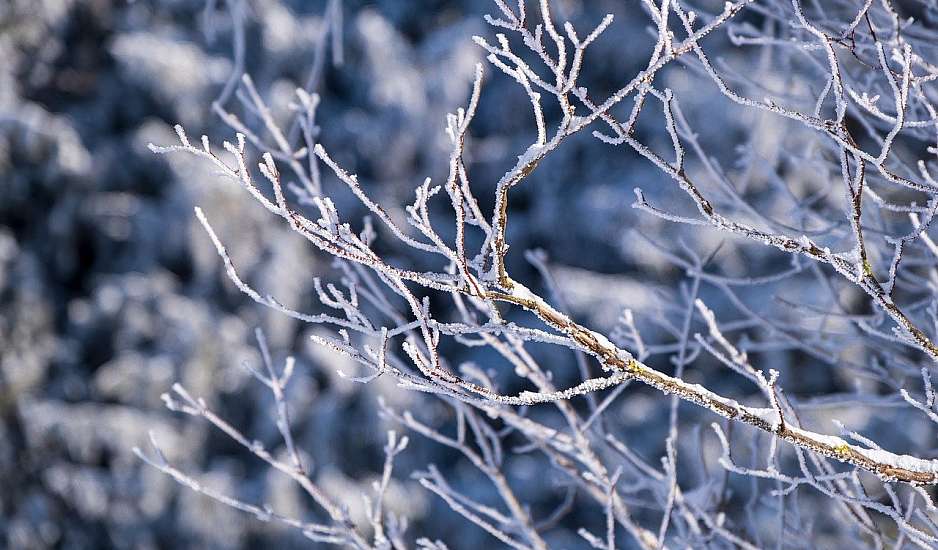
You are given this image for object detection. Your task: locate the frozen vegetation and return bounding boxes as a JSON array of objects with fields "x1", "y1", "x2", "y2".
[{"x1": 5, "y1": 0, "x2": 938, "y2": 548}]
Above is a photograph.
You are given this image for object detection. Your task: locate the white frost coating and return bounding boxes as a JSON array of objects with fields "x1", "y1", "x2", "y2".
[
  {"x1": 511, "y1": 279, "x2": 626, "y2": 356},
  {"x1": 510, "y1": 279, "x2": 634, "y2": 365},
  {"x1": 787, "y1": 426, "x2": 847, "y2": 449},
  {"x1": 748, "y1": 407, "x2": 781, "y2": 428},
  {"x1": 515, "y1": 144, "x2": 545, "y2": 168},
  {"x1": 855, "y1": 448, "x2": 938, "y2": 475},
  {"x1": 782, "y1": 425, "x2": 938, "y2": 476},
  {"x1": 589, "y1": 330, "x2": 616, "y2": 352},
  {"x1": 508, "y1": 280, "x2": 540, "y2": 303},
  {"x1": 516, "y1": 373, "x2": 629, "y2": 404},
  {"x1": 679, "y1": 381, "x2": 742, "y2": 412}
]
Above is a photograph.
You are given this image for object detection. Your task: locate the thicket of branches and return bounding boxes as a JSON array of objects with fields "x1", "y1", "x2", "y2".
[{"x1": 140, "y1": 0, "x2": 938, "y2": 547}]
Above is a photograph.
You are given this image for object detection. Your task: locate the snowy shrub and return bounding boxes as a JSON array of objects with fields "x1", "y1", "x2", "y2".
[{"x1": 140, "y1": 1, "x2": 938, "y2": 547}]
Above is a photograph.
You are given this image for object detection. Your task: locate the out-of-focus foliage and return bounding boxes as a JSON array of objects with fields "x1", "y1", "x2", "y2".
[{"x1": 5, "y1": 0, "x2": 938, "y2": 548}]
